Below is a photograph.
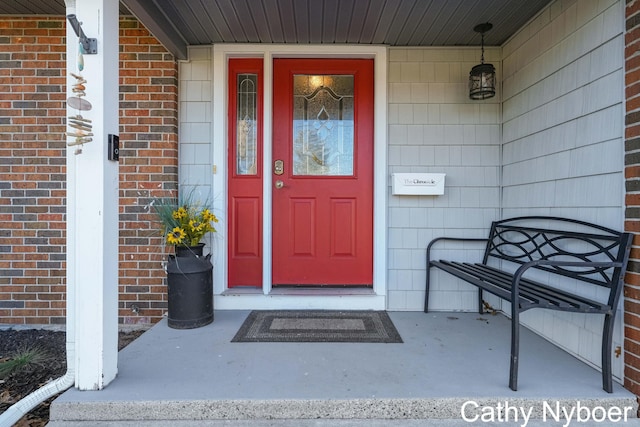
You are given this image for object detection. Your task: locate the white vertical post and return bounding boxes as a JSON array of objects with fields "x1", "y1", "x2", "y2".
[
  {"x1": 262, "y1": 50, "x2": 273, "y2": 295},
  {"x1": 66, "y1": 0, "x2": 119, "y2": 390}
]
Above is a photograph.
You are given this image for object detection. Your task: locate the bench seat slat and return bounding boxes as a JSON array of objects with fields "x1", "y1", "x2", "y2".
[
  {"x1": 434, "y1": 260, "x2": 566, "y2": 310},
  {"x1": 433, "y1": 260, "x2": 609, "y2": 313},
  {"x1": 472, "y1": 263, "x2": 610, "y2": 312},
  {"x1": 441, "y1": 261, "x2": 550, "y2": 307},
  {"x1": 432, "y1": 260, "x2": 530, "y2": 304}
]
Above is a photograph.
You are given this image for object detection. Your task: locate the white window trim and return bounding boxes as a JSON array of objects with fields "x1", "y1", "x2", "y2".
[{"x1": 212, "y1": 44, "x2": 387, "y2": 310}]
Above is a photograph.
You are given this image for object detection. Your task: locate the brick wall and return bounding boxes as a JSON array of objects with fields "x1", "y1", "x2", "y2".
[
  {"x1": 0, "y1": 17, "x2": 67, "y2": 324},
  {"x1": 118, "y1": 17, "x2": 178, "y2": 325},
  {"x1": 625, "y1": 0, "x2": 640, "y2": 397},
  {"x1": 0, "y1": 16, "x2": 177, "y2": 325}
]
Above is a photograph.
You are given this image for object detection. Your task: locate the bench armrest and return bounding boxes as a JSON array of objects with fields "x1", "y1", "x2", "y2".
[
  {"x1": 426, "y1": 237, "x2": 488, "y2": 266},
  {"x1": 424, "y1": 237, "x2": 489, "y2": 313}
]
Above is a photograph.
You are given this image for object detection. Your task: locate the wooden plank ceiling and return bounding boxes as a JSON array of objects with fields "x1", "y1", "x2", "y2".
[{"x1": 0, "y1": 0, "x2": 553, "y2": 60}]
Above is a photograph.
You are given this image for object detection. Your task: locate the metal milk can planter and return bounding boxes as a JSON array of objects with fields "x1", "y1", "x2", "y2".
[{"x1": 167, "y1": 244, "x2": 213, "y2": 329}]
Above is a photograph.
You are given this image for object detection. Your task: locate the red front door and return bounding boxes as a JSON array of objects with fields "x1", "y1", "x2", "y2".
[{"x1": 272, "y1": 59, "x2": 373, "y2": 286}]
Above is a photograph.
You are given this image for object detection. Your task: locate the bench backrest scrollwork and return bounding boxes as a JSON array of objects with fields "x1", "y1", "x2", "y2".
[{"x1": 483, "y1": 216, "x2": 633, "y2": 307}]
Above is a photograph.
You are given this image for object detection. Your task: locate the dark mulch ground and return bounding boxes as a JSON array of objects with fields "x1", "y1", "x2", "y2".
[{"x1": 0, "y1": 328, "x2": 145, "y2": 426}]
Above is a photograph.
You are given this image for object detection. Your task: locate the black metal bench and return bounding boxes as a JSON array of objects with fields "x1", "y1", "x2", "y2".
[{"x1": 424, "y1": 216, "x2": 632, "y2": 392}]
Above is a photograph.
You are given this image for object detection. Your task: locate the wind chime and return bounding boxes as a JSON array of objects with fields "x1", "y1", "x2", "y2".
[
  {"x1": 67, "y1": 72, "x2": 92, "y2": 155},
  {"x1": 66, "y1": 14, "x2": 95, "y2": 155}
]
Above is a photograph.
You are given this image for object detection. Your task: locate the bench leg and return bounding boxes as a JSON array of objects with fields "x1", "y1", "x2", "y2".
[
  {"x1": 478, "y1": 290, "x2": 484, "y2": 314},
  {"x1": 424, "y1": 265, "x2": 430, "y2": 313},
  {"x1": 509, "y1": 305, "x2": 519, "y2": 391},
  {"x1": 601, "y1": 313, "x2": 615, "y2": 393}
]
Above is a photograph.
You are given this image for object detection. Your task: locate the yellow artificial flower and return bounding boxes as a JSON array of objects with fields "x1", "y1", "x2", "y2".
[
  {"x1": 167, "y1": 227, "x2": 186, "y2": 245},
  {"x1": 189, "y1": 219, "x2": 204, "y2": 233},
  {"x1": 201, "y1": 209, "x2": 218, "y2": 223},
  {"x1": 172, "y1": 206, "x2": 187, "y2": 220}
]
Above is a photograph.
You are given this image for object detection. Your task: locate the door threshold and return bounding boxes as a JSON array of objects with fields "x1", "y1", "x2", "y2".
[
  {"x1": 269, "y1": 287, "x2": 375, "y2": 296},
  {"x1": 222, "y1": 287, "x2": 263, "y2": 296},
  {"x1": 221, "y1": 287, "x2": 377, "y2": 297},
  {"x1": 216, "y1": 290, "x2": 386, "y2": 310}
]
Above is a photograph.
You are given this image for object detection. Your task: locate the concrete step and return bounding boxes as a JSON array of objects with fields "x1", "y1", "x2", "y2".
[
  {"x1": 49, "y1": 397, "x2": 639, "y2": 426},
  {"x1": 47, "y1": 418, "x2": 640, "y2": 427}
]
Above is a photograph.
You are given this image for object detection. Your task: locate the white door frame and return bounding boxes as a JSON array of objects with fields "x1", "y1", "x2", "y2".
[{"x1": 212, "y1": 44, "x2": 387, "y2": 310}]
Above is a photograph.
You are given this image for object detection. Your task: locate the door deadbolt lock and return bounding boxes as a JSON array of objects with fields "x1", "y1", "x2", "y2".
[
  {"x1": 274, "y1": 159, "x2": 284, "y2": 175},
  {"x1": 275, "y1": 180, "x2": 284, "y2": 189}
]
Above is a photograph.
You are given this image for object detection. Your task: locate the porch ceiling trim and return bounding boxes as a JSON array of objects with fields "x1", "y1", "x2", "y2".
[
  {"x1": 1, "y1": 0, "x2": 554, "y2": 61},
  {"x1": 123, "y1": 0, "x2": 188, "y2": 60}
]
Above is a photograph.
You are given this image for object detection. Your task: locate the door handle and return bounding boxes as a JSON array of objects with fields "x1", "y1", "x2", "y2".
[{"x1": 275, "y1": 180, "x2": 284, "y2": 189}]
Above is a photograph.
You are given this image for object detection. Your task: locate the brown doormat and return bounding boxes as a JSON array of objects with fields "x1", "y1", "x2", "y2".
[{"x1": 231, "y1": 310, "x2": 403, "y2": 343}]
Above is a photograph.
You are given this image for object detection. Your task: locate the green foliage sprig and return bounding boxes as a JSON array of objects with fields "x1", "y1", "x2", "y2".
[{"x1": 153, "y1": 190, "x2": 218, "y2": 247}]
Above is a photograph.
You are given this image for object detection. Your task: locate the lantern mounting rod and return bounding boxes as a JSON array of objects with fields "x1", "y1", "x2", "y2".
[
  {"x1": 66, "y1": 14, "x2": 98, "y2": 54},
  {"x1": 474, "y1": 23, "x2": 492, "y2": 64},
  {"x1": 473, "y1": 22, "x2": 493, "y2": 34}
]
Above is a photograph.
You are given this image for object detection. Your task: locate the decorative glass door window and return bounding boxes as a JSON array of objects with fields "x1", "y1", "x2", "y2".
[
  {"x1": 292, "y1": 75, "x2": 354, "y2": 176},
  {"x1": 236, "y1": 74, "x2": 258, "y2": 175}
]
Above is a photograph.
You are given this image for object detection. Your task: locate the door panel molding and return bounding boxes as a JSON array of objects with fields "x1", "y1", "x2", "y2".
[
  {"x1": 291, "y1": 198, "x2": 316, "y2": 256},
  {"x1": 330, "y1": 198, "x2": 356, "y2": 257}
]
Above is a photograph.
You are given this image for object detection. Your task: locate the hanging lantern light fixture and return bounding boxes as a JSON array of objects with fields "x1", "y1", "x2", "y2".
[{"x1": 469, "y1": 23, "x2": 496, "y2": 100}]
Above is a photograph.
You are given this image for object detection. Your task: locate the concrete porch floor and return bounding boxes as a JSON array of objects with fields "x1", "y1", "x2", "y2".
[{"x1": 49, "y1": 311, "x2": 639, "y2": 426}]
